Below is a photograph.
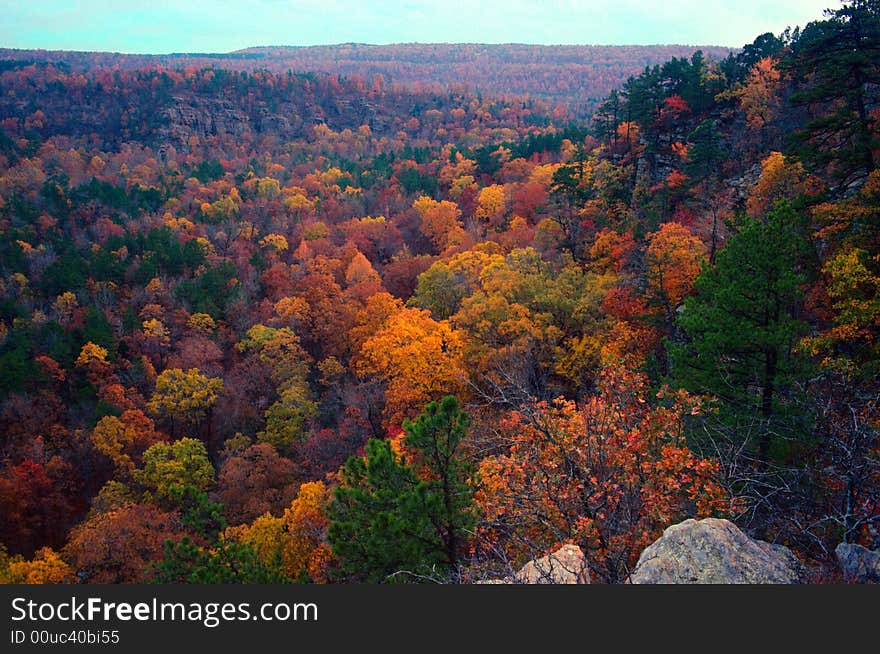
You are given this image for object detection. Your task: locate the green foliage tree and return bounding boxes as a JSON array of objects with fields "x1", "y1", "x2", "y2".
[
  {"x1": 409, "y1": 263, "x2": 467, "y2": 320},
  {"x1": 152, "y1": 536, "x2": 288, "y2": 583},
  {"x1": 327, "y1": 438, "x2": 430, "y2": 582},
  {"x1": 685, "y1": 119, "x2": 723, "y2": 184},
  {"x1": 787, "y1": 0, "x2": 880, "y2": 187},
  {"x1": 175, "y1": 486, "x2": 227, "y2": 540},
  {"x1": 176, "y1": 262, "x2": 240, "y2": 318},
  {"x1": 719, "y1": 32, "x2": 786, "y2": 85},
  {"x1": 327, "y1": 397, "x2": 474, "y2": 582},
  {"x1": 671, "y1": 202, "x2": 811, "y2": 460},
  {"x1": 401, "y1": 396, "x2": 475, "y2": 572},
  {"x1": 592, "y1": 90, "x2": 622, "y2": 148}
]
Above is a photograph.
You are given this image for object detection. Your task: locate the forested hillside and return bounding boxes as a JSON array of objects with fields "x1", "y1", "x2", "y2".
[
  {"x1": 0, "y1": 43, "x2": 734, "y2": 117},
  {"x1": 0, "y1": 1, "x2": 877, "y2": 584}
]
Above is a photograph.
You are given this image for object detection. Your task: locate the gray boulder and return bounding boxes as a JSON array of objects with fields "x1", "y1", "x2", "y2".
[
  {"x1": 630, "y1": 518, "x2": 803, "y2": 584},
  {"x1": 836, "y1": 542, "x2": 880, "y2": 583}
]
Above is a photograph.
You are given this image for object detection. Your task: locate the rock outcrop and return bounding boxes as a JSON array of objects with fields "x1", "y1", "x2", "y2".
[
  {"x1": 629, "y1": 518, "x2": 803, "y2": 584},
  {"x1": 514, "y1": 544, "x2": 590, "y2": 584},
  {"x1": 476, "y1": 544, "x2": 590, "y2": 584},
  {"x1": 836, "y1": 542, "x2": 880, "y2": 583}
]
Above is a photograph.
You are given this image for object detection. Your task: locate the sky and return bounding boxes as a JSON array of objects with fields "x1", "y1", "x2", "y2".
[{"x1": 0, "y1": 0, "x2": 835, "y2": 53}]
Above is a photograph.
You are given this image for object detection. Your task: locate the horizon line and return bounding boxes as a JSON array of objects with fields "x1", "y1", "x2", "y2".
[{"x1": 0, "y1": 42, "x2": 739, "y2": 58}]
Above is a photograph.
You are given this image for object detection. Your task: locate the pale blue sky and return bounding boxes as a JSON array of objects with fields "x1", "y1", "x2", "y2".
[{"x1": 0, "y1": 0, "x2": 834, "y2": 53}]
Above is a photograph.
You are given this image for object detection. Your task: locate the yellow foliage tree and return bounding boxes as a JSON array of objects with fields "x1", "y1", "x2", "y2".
[
  {"x1": 236, "y1": 325, "x2": 311, "y2": 388},
  {"x1": 255, "y1": 177, "x2": 281, "y2": 199},
  {"x1": 146, "y1": 368, "x2": 223, "y2": 432},
  {"x1": 475, "y1": 184, "x2": 507, "y2": 229},
  {"x1": 91, "y1": 409, "x2": 163, "y2": 476},
  {"x1": 225, "y1": 481, "x2": 332, "y2": 582},
  {"x1": 1, "y1": 547, "x2": 75, "y2": 584},
  {"x1": 259, "y1": 233, "x2": 289, "y2": 254},
  {"x1": 746, "y1": 151, "x2": 818, "y2": 219},
  {"x1": 187, "y1": 312, "x2": 217, "y2": 334},
  {"x1": 53, "y1": 291, "x2": 78, "y2": 320},
  {"x1": 142, "y1": 318, "x2": 170, "y2": 346},
  {"x1": 75, "y1": 341, "x2": 109, "y2": 368},
  {"x1": 258, "y1": 384, "x2": 318, "y2": 452}
]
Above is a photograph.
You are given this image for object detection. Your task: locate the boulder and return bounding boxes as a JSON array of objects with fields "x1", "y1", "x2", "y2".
[
  {"x1": 475, "y1": 544, "x2": 590, "y2": 584},
  {"x1": 514, "y1": 544, "x2": 590, "y2": 584},
  {"x1": 630, "y1": 518, "x2": 803, "y2": 584},
  {"x1": 835, "y1": 542, "x2": 880, "y2": 583}
]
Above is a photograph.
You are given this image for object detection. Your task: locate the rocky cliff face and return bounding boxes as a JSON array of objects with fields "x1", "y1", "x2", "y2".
[
  {"x1": 158, "y1": 94, "x2": 385, "y2": 148},
  {"x1": 0, "y1": 71, "x2": 399, "y2": 153},
  {"x1": 161, "y1": 96, "x2": 258, "y2": 142},
  {"x1": 629, "y1": 518, "x2": 804, "y2": 584}
]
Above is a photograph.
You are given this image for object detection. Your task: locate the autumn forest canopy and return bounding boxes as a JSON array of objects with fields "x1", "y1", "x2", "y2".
[{"x1": 0, "y1": 1, "x2": 878, "y2": 584}]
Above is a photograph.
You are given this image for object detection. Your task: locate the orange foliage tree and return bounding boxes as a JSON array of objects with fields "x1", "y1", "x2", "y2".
[
  {"x1": 644, "y1": 222, "x2": 707, "y2": 327},
  {"x1": 725, "y1": 57, "x2": 782, "y2": 133},
  {"x1": 413, "y1": 196, "x2": 467, "y2": 252},
  {"x1": 475, "y1": 366, "x2": 729, "y2": 582},
  {"x1": 64, "y1": 503, "x2": 184, "y2": 583},
  {"x1": 355, "y1": 306, "x2": 468, "y2": 425}
]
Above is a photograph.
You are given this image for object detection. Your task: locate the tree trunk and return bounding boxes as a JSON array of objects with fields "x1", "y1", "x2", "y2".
[{"x1": 759, "y1": 347, "x2": 777, "y2": 461}]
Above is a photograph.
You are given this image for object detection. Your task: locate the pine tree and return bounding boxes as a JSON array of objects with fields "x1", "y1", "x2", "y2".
[
  {"x1": 671, "y1": 202, "x2": 811, "y2": 460},
  {"x1": 152, "y1": 537, "x2": 288, "y2": 583},
  {"x1": 401, "y1": 396, "x2": 475, "y2": 573},
  {"x1": 327, "y1": 397, "x2": 474, "y2": 582},
  {"x1": 786, "y1": 0, "x2": 880, "y2": 188}
]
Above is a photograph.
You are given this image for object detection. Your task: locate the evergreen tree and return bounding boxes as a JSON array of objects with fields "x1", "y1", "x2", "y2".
[
  {"x1": 685, "y1": 119, "x2": 724, "y2": 184},
  {"x1": 327, "y1": 397, "x2": 474, "y2": 582},
  {"x1": 592, "y1": 90, "x2": 622, "y2": 148},
  {"x1": 401, "y1": 396, "x2": 475, "y2": 572},
  {"x1": 786, "y1": 0, "x2": 880, "y2": 188},
  {"x1": 152, "y1": 537, "x2": 288, "y2": 583},
  {"x1": 686, "y1": 119, "x2": 726, "y2": 260},
  {"x1": 719, "y1": 32, "x2": 786, "y2": 85},
  {"x1": 671, "y1": 202, "x2": 811, "y2": 460}
]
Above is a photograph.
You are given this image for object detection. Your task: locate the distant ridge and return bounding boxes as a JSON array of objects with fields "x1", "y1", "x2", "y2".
[{"x1": 0, "y1": 43, "x2": 734, "y2": 116}]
